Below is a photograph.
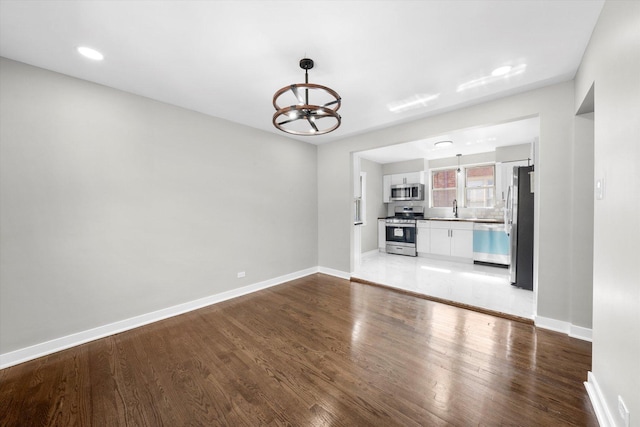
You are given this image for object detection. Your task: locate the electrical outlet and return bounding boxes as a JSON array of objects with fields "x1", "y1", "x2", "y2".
[
  {"x1": 237, "y1": 271, "x2": 245, "y2": 278},
  {"x1": 618, "y1": 395, "x2": 630, "y2": 427}
]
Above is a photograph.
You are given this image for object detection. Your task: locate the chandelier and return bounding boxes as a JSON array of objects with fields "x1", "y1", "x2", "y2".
[{"x1": 272, "y1": 58, "x2": 341, "y2": 136}]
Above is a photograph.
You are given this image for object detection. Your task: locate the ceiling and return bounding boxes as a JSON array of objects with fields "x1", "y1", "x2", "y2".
[{"x1": 0, "y1": 1, "x2": 603, "y2": 145}]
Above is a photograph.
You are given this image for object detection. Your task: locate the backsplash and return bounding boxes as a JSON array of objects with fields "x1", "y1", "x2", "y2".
[{"x1": 387, "y1": 200, "x2": 505, "y2": 221}]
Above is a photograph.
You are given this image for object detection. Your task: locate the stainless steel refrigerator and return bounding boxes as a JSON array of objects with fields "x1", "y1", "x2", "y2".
[{"x1": 506, "y1": 165, "x2": 534, "y2": 290}]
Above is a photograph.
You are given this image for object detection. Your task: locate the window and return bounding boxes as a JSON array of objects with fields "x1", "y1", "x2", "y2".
[
  {"x1": 465, "y1": 165, "x2": 495, "y2": 208},
  {"x1": 431, "y1": 168, "x2": 457, "y2": 208},
  {"x1": 354, "y1": 172, "x2": 366, "y2": 224}
]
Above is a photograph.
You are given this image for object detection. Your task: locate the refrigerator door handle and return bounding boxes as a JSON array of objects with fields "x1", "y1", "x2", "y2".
[{"x1": 505, "y1": 185, "x2": 512, "y2": 234}]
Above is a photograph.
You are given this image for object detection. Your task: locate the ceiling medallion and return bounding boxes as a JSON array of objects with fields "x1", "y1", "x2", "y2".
[{"x1": 272, "y1": 58, "x2": 341, "y2": 136}]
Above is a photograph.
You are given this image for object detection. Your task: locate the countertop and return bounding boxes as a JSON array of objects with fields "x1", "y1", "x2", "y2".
[
  {"x1": 423, "y1": 217, "x2": 504, "y2": 224},
  {"x1": 379, "y1": 217, "x2": 504, "y2": 224}
]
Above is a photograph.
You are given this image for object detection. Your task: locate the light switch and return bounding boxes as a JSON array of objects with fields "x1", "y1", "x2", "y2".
[{"x1": 595, "y1": 178, "x2": 605, "y2": 200}]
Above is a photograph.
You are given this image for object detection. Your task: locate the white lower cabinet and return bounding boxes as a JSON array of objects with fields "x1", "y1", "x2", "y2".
[
  {"x1": 429, "y1": 224, "x2": 451, "y2": 256},
  {"x1": 451, "y1": 226, "x2": 473, "y2": 258},
  {"x1": 378, "y1": 219, "x2": 386, "y2": 251},
  {"x1": 416, "y1": 220, "x2": 430, "y2": 253},
  {"x1": 428, "y1": 221, "x2": 474, "y2": 259}
]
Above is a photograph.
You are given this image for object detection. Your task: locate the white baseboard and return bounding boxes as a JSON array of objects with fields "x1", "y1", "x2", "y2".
[
  {"x1": 361, "y1": 249, "x2": 380, "y2": 257},
  {"x1": 0, "y1": 267, "x2": 319, "y2": 370},
  {"x1": 317, "y1": 266, "x2": 350, "y2": 280},
  {"x1": 535, "y1": 315, "x2": 570, "y2": 333},
  {"x1": 1, "y1": 268, "x2": 590, "y2": 369},
  {"x1": 569, "y1": 324, "x2": 593, "y2": 342},
  {"x1": 584, "y1": 372, "x2": 615, "y2": 427},
  {"x1": 534, "y1": 316, "x2": 592, "y2": 342}
]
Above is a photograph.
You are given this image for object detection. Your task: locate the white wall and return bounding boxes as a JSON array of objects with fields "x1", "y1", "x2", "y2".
[
  {"x1": 381, "y1": 158, "x2": 424, "y2": 175},
  {"x1": 319, "y1": 81, "x2": 588, "y2": 329},
  {"x1": 574, "y1": 1, "x2": 640, "y2": 424},
  {"x1": 428, "y1": 151, "x2": 496, "y2": 169},
  {"x1": 495, "y1": 143, "x2": 532, "y2": 163},
  {"x1": 570, "y1": 113, "x2": 594, "y2": 330},
  {"x1": 360, "y1": 158, "x2": 385, "y2": 253},
  {"x1": 0, "y1": 58, "x2": 318, "y2": 355}
]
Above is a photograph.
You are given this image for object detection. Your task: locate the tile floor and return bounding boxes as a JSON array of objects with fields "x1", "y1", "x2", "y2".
[{"x1": 352, "y1": 251, "x2": 535, "y2": 319}]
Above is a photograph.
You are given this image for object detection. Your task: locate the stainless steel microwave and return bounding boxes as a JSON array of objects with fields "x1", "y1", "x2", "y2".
[{"x1": 390, "y1": 183, "x2": 424, "y2": 201}]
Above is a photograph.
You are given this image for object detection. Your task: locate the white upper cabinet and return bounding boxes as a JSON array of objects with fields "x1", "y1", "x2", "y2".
[
  {"x1": 390, "y1": 171, "x2": 423, "y2": 185},
  {"x1": 383, "y1": 175, "x2": 392, "y2": 203},
  {"x1": 383, "y1": 172, "x2": 424, "y2": 203},
  {"x1": 496, "y1": 161, "x2": 529, "y2": 202}
]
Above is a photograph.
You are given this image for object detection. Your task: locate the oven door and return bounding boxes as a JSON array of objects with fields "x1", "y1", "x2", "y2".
[
  {"x1": 385, "y1": 223, "x2": 416, "y2": 244},
  {"x1": 385, "y1": 223, "x2": 417, "y2": 256}
]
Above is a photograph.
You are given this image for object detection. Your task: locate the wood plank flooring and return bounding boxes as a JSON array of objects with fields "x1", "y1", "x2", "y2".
[{"x1": 0, "y1": 273, "x2": 597, "y2": 426}]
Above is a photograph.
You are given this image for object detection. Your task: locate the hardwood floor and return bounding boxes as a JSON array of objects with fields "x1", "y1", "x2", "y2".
[{"x1": 0, "y1": 274, "x2": 596, "y2": 426}]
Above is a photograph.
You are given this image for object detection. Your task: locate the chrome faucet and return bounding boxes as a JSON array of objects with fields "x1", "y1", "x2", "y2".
[{"x1": 453, "y1": 199, "x2": 458, "y2": 218}]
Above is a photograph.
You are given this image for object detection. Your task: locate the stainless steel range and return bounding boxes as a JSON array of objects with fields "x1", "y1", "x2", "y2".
[{"x1": 385, "y1": 206, "x2": 424, "y2": 256}]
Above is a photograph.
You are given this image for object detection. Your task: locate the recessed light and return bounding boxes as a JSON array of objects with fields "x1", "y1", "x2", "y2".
[
  {"x1": 434, "y1": 140, "x2": 453, "y2": 147},
  {"x1": 77, "y1": 46, "x2": 104, "y2": 61},
  {"x1": 491, "y1": 65, "x2": 512, "y2": 76}
]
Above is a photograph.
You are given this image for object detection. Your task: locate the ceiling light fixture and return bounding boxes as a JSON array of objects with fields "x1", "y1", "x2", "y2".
[
  {"x1": 456, "y1": 153, "x2": 462, "y2": 173},
  {"x1": 77, "y1": 46, "x2": 104, "y2": 61},
  {"x1": 272, "y1": 58, "x2": 341, "y2": 136},
  {"x1": 434, "y1": 140, "x2": 453, "y2": 147}
]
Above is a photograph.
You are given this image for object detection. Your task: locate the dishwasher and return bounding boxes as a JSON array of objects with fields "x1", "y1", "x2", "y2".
[{"x1": 473, "y1": 223, "x2": 510, "y2": 266}]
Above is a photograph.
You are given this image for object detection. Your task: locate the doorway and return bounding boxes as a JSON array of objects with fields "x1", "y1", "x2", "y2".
[{"x1": 351, "y1": 118, "x2": 540, "y2": 320}]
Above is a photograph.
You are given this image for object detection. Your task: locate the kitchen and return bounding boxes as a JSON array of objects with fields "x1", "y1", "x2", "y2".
[{"x1": 352, "y1": 117, "x2": 538, "y2": 319}]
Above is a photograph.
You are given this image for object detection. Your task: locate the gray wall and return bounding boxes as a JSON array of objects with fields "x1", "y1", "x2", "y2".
[
  {"x1": 570, "y1": 114, "x2": 594, "y2": 330},
  {"x1": 0, "y1": 58, "x2": 318, "y2": 354},
  {"x1": 428, "y1": 151, "x2": 496, "y2": 169},
  {"x1": 495, "y1": 143, "x2": 532, "y2": 163},
  {"x1": 381, "y1": 158, "x2": 424, "y2": 175},
  {"x1": 319, "y1": 80, "x2": 587, "y2": 330},
  {"x1": 360, "y1": 158, "x2": 385, "y2": 253},
  {"x1": 575, "y1": 0, "x2": 640, "y2": 422}
]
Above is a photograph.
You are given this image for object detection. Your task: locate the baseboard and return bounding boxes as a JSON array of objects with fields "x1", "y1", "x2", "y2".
[
  {"x1": 584, "y1": 372, "x2": 615, "y2": 427},
  {"x1": 1, "y1": 268, "x2": 590, "y2": 369},
  {"x1": 361, "y1": 249, "x2": 380, "y2": 257},
  {"x1": 534, "y1": 316, "x2": 592, "y2": 342},
  {"x1": 569, "y1": 324, "x2": 593, "y2": 342},
  {"x1": 0, "y1": 267, "x2": 319, "y2": 370},
  {"x1": 317, "y1": 266, "x2": 350, "y2": 280}
]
